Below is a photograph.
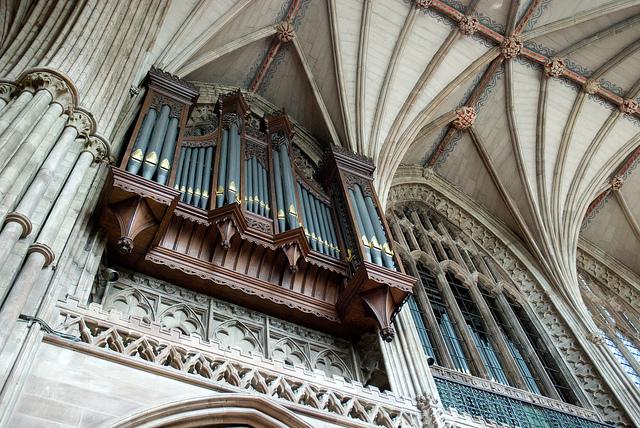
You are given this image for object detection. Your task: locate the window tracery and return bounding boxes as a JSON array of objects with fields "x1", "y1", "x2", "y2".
[
  {"x1": 579, "y1": 271, "x2": 640, "y2": 388},
  {"x1": 388, "y1": 204, "x2": 577, "y2": 404}
]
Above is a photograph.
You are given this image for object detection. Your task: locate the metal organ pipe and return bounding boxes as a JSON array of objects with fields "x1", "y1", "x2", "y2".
[
  {"x1": 364, "y1": 195, "x2": 396, "y2": 270},
  {"x1": 272, "y1": 150, "x2": 286, "y2": 232},
  {"x1": 260, "y1": 165, "x2": 269, "y2": 216},
  {"x1": 352, "y1": 185, "x2": 383, "y2": 266},
  {"x1": 348, "y1": 188, "x2": 372, "y2": 262},
  {"x1": 142, "y1": 104, "x2": 171, "y2": 180},
  {"x1": 245, "y1": 158, "x2": 253, "y2": 211},
  {"x1": 277, "y1": 141, "x2": 298, "y2": 230},
  {"x1": 156, "y1": 116, "x2": 179, "y2": 185},
  {"x1": 173, "y1": 146, "x2": 186, "y2": 192},
  {"x1": 201, "y1": 146, "x2": 213, "y2": 209},
  {"x1": 185, "y1": 148, "x2": 198, "y2": 205},
  {"x1": 225, "y1": 120, "x2": 241, "y2": 205},
  {"x1": 126, "y1": 108, "x2": 157, "y2": 174},
  {"x1": 193, "y1": 147, "x2": 205, "y2": 207},
  {"x1": 216, "y1": 129, "x2": 228, "y2": 208}
]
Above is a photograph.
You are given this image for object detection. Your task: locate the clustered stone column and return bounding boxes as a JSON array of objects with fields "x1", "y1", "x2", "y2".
[{"x1": 0, "y1": 68, "x2": 109, "y2": 353}]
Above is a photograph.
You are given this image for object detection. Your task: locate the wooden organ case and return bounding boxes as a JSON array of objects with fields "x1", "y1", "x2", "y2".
[{"x1": 99, "y1": 69, "x2": 415, "y2": 340}]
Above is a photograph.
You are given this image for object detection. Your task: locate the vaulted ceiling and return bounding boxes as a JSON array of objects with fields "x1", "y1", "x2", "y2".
[{"x1": 150, "y1": 0, "x2": 640, "y2": 286}]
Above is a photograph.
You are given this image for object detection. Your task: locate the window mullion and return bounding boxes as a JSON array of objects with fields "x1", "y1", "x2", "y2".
[{"x1": 496, "y1": 292, "x2": 562, "y2": 400}]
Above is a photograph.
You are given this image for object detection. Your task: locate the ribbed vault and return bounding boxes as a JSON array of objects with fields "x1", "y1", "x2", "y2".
[
  {"x1": 153, "y1": 0, "x2": 640, "y2": 304},
  {"x1": 4, "y1": 0, "x2": 637, "y2": 302}
]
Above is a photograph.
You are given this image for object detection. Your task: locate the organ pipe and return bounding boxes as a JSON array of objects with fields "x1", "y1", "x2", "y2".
[
  {"x1": 364, "y1": 195, "x2": 395, "y2": 270},
  {"x1": 193, "y1": 147, "x2": 205, "y2": 207},
  {"x1": 179, "y1": 147, "x2": 191, "y2": 201},
  {"x1": 201, "y1": 147, "x2": 213, "y2": 209},
  {"x1": 216, "y1": 129, "x2": 228, "y2": 208},
  {"x1": 185, "y1": 148, "x2": 197, "y2": 205},
  {"x1": 156, "y1": 116, "x2": 179, "y2": 185},
  {"x1": 126, "y1": 108, "x2": 157, "y2": 174},
  {"x1": 272, "y1": 149, "x2": 286, "y2": 232},
  {"x1": 142, "y1": 104, "x2": 171, "y2": 180}
]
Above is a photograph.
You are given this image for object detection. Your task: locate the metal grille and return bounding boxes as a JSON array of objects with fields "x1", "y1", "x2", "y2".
[{"x1": 435, "y1": 377, "x2": 609, "y2": 428}]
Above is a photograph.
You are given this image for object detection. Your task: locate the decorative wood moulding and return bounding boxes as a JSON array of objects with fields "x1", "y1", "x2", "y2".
[{"x1": 100, "y1": 69, "x2": 416, "y2": 340}]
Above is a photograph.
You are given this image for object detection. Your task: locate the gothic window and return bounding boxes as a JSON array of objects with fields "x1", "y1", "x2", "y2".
[
  {"x1": 579, "y1": 271, "x2": 640, "y2": 389},
  {"x1": 389, "y1": 205, "x2": 579, "y2": 405}
]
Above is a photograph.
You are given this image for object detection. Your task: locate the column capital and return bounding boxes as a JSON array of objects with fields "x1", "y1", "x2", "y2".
[
  {"x1": 67, "y1": 107, "x2": 96, "y2": 135},
  {"x1": 27, "y1": 242, "x2": 55, "y2": 267},
  {"x1": 82, "y1": 134, "x2": 111, "y2": 164},
  {"x1": 4, "y1": 212, "x2": 33, "y2": 238},
  {"x1": 17, "y1": 67, "x2": 78, "y2": 112},
  {"x1": 0, "y1": 80, "x2": 17, "y2": 103}
]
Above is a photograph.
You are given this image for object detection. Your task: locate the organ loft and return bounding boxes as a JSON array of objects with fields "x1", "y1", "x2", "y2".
[{"x1": 0, "y1": 1, "x2": 639, "y2": 427}]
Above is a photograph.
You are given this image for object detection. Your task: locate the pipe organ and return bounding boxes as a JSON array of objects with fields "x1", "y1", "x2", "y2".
[{"x1": 100, "y1": 69, "x2": 414, "y2": 340}]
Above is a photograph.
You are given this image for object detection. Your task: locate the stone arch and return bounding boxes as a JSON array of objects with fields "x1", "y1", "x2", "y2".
[
  {"x1": 158, "y1": 303, "x2": 206, "y2": 338},
  {"x1": 313, "y1": 349, "x2": 354, "y2": 379},
  {"x1": 214, "y1": 319, "x2": 263, "y2": 356},
  {"x1": 104, "y1": 287, "x2": 155, "y2": 322},
  {"x1": 108, "y1": 393, "x2": 313, "y2": 428},
  {"x1": 271, "y1": 337, "x2": 311, "y2": 369}
]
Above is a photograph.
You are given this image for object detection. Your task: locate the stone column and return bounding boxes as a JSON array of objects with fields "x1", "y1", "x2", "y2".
[
  {"x1": 0, "y1": 138, "x2": 105, "y2": 353},
  {"x1": 379, "y1": 306, "x2": 441, "y2": 398},
  {"x1": 0, "y1": 109, "x2": 93, "y2": 266},
  {"x1": 0, "y1": 69, "x2": 77, "y2": 172}
]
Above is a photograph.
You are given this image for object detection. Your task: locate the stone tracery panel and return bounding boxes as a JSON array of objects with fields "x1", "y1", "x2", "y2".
[{"x1": 99, "y1": 267, "x2": 357, "y2": 381}]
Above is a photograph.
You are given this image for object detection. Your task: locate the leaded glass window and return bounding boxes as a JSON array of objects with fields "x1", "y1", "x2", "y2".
[{"x1": 448, "y1": 273, "x2": 509, "y2": 385}]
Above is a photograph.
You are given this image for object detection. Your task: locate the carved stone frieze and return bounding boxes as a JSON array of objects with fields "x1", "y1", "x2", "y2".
[
  {"x1": 51, "y1": 297, "x2": 420, "y2": 428},
  {"x1": 388, "y1": 182, "x2": 629, "y2": 425},
  {"x1": 17, "y1": 68, "x2": 78, "y2": 112},
  {"x1": 544, "y1": 58, "x2": 566, "y2": 78},
  {"x1": 577, "y1": 251, "x2": 640, "y2": 319},
  {"x1": 93, "y1": 268, "x2": 358, "y2": 379},
  {"x1": 452, "y1": 106, "x2": 476, "y2": 130},
  {"x1": 500, "y1": 36, "x2": 523, "y2": 59}
]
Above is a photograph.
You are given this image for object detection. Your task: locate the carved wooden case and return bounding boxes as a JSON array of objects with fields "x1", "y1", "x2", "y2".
[{"x1": 99, "y1": 69, "x2": 414, "y2": 340}]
